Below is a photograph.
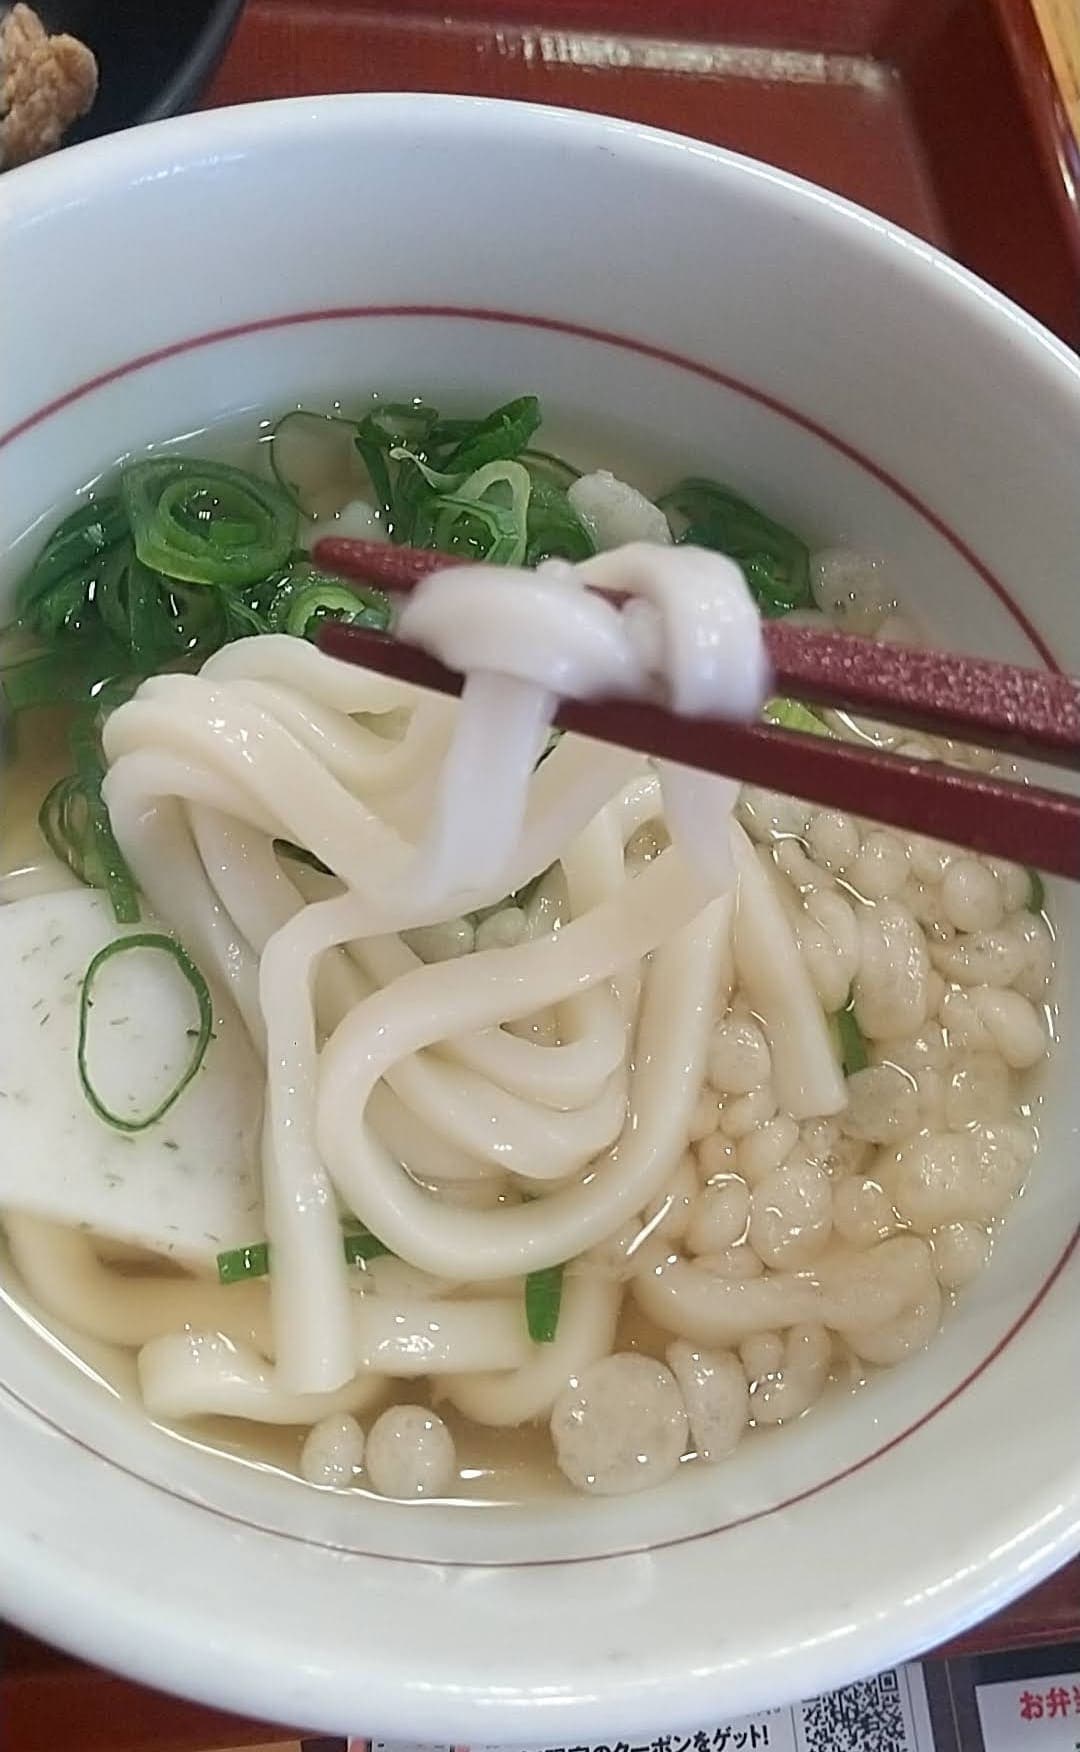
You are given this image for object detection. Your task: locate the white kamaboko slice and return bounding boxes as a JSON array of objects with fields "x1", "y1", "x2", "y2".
[
  {"x1": 550, "y1": 1353, "x2": 689, "y2": 1495},
  {"x1": 567, "y1": 471, "x2": 673, "y2": 550},
  {"x1": 0, "y1": 890, "x2": 263, "y2": 1262},
  {"x1": 300, "y1": 1413, "x2": 366, "y2": 1487},
  {"x1": 666, "y1": 1341, "x2": 749, "y2": 1461},
  {"x1": 364, "y1": 1405, "x2": 457, "y2": 1500}
]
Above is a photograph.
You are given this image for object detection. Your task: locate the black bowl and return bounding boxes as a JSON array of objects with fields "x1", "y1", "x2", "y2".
[{"x1": 32, "y1": 0, "x2": 246, "y2": 144}]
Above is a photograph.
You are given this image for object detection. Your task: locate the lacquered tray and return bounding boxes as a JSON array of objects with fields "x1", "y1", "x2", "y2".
[{"x1": 3, "y1": 1, "x2": 1079, "y2": 1747}]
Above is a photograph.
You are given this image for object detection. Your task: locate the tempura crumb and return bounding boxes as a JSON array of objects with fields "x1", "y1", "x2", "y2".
[{"x1": 0, "y1": 3, "x2": 97, "y2": 170}]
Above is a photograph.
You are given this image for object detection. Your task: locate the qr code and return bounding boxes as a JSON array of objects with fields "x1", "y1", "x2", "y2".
[{"x1": 799, "y1": 1669, "x2": 908, "y2": 1752}]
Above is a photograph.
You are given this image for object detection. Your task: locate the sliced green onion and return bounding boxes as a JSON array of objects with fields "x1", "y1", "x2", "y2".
[
  {"x1": 535, "y1": 728, "x2": 563, "y2": 767},
  {"x1": 217, "y1": 1242, "x2": 270, "y2": 1284},
  {"x1": 40, "y1": 774, "x2": 140, "y2": 923},
  {"x1": 835, "y1": 997, "x2": 868, "y2": 1076},
  {"x1": 95, "y1": 545, "x2": 226, "y2": 665},
  {"x1": 1, "y1": 636, "x2": 128, "y2": 712},
  {"x1": 361, "y1": 402, "x2": 440, "y2": 449},
  {"x1": 353, "y1": 403, "x2": 440, "y2": 526},
  {"x1": 267, "y1": 569, "x2": 391, "y2": 640},
  {"x1": 342, "y1": 1227, "x2": 393, "y2": 1265},
  {"x1": 78, "y1": 933, "x2": 213, "y2": 1132},
  {"x1": 268, "y1": 409, "x2": 366, "y2": 518},
  {"x1": 525, "y1": 1262, "x2": 564, "y2": 1344},
  {"x1": 386, "y1": 450, "x2": 464, "y2": 495},
  {"x1": 1026, "y1": 868, "x2": 1046, "y2": 914},
  {"x1": 430, "y1": 460, "x2": 532, "y2": 565},
  {"x1": 521, "y1": 446, "x2": 582, "y2": 489},
  {"x1": 435, "y1": 395, "x2": 541, "y2": 475},
  {"x1": 15, "y1": 496, "x2": 129, "y2": 632},
  {"x1": 40, "y1": 716, "x2": 140, "y2": 923},
  {"x1": 220, "y1": 594, "x2": 271, "y2": 640},
  {"x1": 121, "y1": 458, "x2": 297, "y2": 588},
  {"x1": 512, "y1": 864, "x2": 552, "y2": 908},
  {"x1": 525, "y1": 478, "x2": 595, "y2": 565},
  {"x1": 657, "y1": 477, "x2": 811, "y2": 617},
  {"x1": 763, "y1": 697, "x2": 830, "y2": 736},
  {"x1": 216, "y1": 1226, "x2": 392, "y2": 1284},
  {"x1": 274, "y1": 838, "x2": 333, "y2": 876}
]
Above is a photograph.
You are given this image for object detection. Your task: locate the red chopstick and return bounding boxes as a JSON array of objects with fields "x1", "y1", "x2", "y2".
[
  {"x1": 312, "y1": 537, "x2": 1080, "y2": 880},
  {"x1": 314, "y1": 537, "x2": 1080, "y2": 770}
]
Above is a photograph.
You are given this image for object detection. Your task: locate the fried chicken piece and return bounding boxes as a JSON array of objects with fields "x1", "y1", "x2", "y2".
[{"x1": 0, "y1": 3, "x2": 97, "y2": 169}]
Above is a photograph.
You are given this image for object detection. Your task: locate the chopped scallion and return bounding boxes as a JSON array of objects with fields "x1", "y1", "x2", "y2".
[
  {"x1": 835, "y1": 997, "x2": 868, "y2": 1077},
  {"x1": 435, "y1": 395, "x2": 541, "y2": 475},
  {"x1": 121, "y1": 457, "x2": 297, "y2": 588},
  {"x1": 525, "y1": 1262, "x2": 564, "y2": 1344},
  {"x1": 274, "y1": 839, "x2": 333, "y2": 877},
  {"x1": 216, "y1": 1225, "x2": 393, "y2": 1285},
  {"x1": 657, "y1": 477, "x2": 811, "y2": 617},
  {"x1": 763, "y1": 697, "x2": 829, "y2": 736},
  {"x1": 77, "y1": 934, "x2": 213, "y2": 1132},
  {"x1": 342, "y1": 1227, "x2": 393, "y2": 1265},
  {"x1": 521, "y1": 446, "x2": 582, "y2": 489},
  {"x1": 39, "y1": 715, "x2": 140, "y2": 923},
  {"x1": 268, "y1": 409, "x2": 364, "y2": 518},
  {"x1": 267, "y1": 570, "x2": 391, "y2": 641},
  {"x1": 217, "y1": 1242, "x2": 270, "y2": 1284}
]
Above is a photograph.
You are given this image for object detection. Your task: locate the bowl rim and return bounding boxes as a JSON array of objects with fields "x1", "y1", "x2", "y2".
[{"x1": 1, "y1": 89, "x2": 1079, "y2": 1740}]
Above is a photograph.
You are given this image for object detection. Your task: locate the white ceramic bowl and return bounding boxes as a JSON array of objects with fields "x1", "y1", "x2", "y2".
[{"x1": 0, "y1": 94, "x2": 1078, "y2": 1742}]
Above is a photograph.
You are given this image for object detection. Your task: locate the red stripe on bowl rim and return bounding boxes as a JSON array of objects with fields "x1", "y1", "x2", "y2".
[{"x1": 0, "y1": 302, "x2": 1072, "y2": 1568}]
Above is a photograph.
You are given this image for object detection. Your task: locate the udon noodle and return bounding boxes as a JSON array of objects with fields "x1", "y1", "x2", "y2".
[{"x1": 0, "y1": 408, "x2": 1055, "y2": 1501}]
